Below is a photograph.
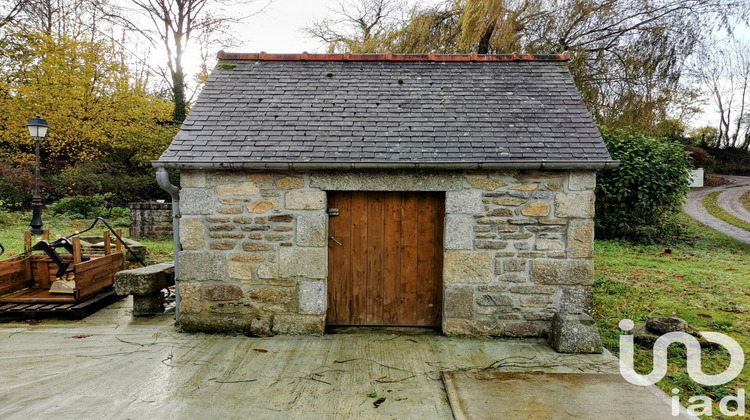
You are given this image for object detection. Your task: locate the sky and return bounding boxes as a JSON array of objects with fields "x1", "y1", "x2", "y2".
[{"x1": 161, "y1": 0, "x2": 747, "y2": 130}]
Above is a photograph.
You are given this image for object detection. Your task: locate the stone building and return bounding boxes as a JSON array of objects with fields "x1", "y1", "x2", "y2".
[{"x1": 154, "y1": 52, "x2": 617, "y2": 336}]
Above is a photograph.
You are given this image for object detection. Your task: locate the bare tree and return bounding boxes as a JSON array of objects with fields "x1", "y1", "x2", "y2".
[
  {"x1": 0, "y1": 0, "x2": 28, "y2": 28},
  {"x1": 304, "y1": 0, "x2": 407, "y2": 53},
  {"x1": 111, "y1": 0, "x2": 268, "y2": 124},
  {"x1": 694, "y1": 39, "x2": 750, "y2": 150}
]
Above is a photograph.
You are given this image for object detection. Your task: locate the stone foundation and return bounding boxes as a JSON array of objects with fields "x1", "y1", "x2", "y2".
[{"x1": 177, "y1": 169, "x2": 596, "y2": 336}]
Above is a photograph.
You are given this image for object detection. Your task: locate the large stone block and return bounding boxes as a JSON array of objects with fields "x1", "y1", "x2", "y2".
[
  {"x1": 248, "y1": 288, "x2": 294, "y2": 304},
  {"x1": 179, "y1": 313, "x2": 253, "y2": 334},
  {"x1": 181, "y1": 170, "x2": 206, "y2": 188},
  {"x1": 279, "y1": 248, "x2": 326, "y2": 279},
  {"x1": 257, "y1": 264, "x2": 277, "y2": 279},
  {"x1": 133, "y1": 292, "x2": 166, "y2": 316},
  {"x1": 180, "y1": 188, "x2": 215, "y2": 215},
  {"x1": 466, "y1": 177, "x2": 507, "y2": 191},
  {"x1": 493, "y1": 197, "x2": 527, "y2": 206},
  {"x1": 446, "y1": 190, "x2": 483, "y2": 214},
  {"x1": 548, "y1": 312, "x2": 602, "y2": 354},
  {"x1": 285, "y1": 191, "x2": 326, "y2": 210},
  {"x1": 297, "y1": 213, "x2": 327, "y2": 247},
  {"x1": 275, "y1": 177, "x2": 305, "y2": 189},
  {"x1": 444, "y1": 286, "x2": 474, "y2": 318},
  {"x1": 246, "y1": 200, "x2": 278, "y2": 214},
  {"x1": 205, "y1": 284, "x2": 243, "y2": 301},
  {"x1": 444, "y1": 215, "x2": 474, "y2": 250},
  {"x1": 271, "y1": 314, "x2": 325, "y2": 334},
  {"x1": 444, "y1": 252, "x2": 493, "y2": 283},
  {"x1": 567, "y1": 220, "x2": 594, "y2": 258},
  {"x1": 298, "y1": 281, "x2": 326, "y2": 315},
  {"x1": 568, "y1": 171, "x2": 596, "y2": 191},
  {"x1": 310, "y1": 171, "x2": 463, "y2": 191},
  {"x1": 530, "y1": 259, "x2": 594, "y2": 285},
  {"x1": 559, "y1": 286, "x2": 593, "y2": 314},
  {"x1": 179, "y1": 282, "x2": 203, "y2": 314},
  {"x1": 521, "y1": 202, "x2": 551, "y2": 217},
  {"x1": 554, "y1": 193, "x2": 595, "y2": 218},
  {"x1": 443, "y1": 318, "x2": 504, "y2": 336},
  {"x1": 114, "y1": 262, "x2": 174, "y2": 296},
  {"x1": 216, "y1": 181, "x2": 259, "y2": 196},
  {"x1": 180, "y1": 251, "x2": 228, "y2": 281},
  {"x1": 228, "y1": 263, "x2": 254, "y2": 281}
]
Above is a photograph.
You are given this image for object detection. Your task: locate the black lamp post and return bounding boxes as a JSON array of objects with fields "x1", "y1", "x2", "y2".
[{"x1": 28, "y1": 116, "x2": 49, "y2": 235}]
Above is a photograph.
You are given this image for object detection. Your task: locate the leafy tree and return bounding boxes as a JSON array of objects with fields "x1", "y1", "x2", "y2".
[
  {"x1": 595, "y1": 128, "x2": 691, "y2": 242},
  {"x1": 0, "y1": 29, "x2": 175, "y2": 164}
]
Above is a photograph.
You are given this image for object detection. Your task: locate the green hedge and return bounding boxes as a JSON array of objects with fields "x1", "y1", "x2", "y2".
[{"x1": 596, "y1": 128, "x2": 692, "y2": 242}]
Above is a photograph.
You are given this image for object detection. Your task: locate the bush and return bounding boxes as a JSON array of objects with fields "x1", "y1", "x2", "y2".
[
  {"x1": 47, "y1": 194, "x2": 109, "y2": 219},
  {"x1": 46, "y1": 194, "x2": 131, "y2": 226},
  {"x1": 596, "y1": 128, "x2": 692, "y2": 243},
  {"x1": 0, "y1": 160, "x2": 36, "y2": 210},
  {"x1": 48, "y1": 162, "x2": 171, "y2": 207}
]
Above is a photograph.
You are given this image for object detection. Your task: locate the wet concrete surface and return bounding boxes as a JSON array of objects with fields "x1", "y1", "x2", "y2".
[
  {"x1": 0, "y1": 299, "x2": 681, "y2": 419},
  {"x1": 443, "y1": 371, "x2": 696, "y2": 420}
]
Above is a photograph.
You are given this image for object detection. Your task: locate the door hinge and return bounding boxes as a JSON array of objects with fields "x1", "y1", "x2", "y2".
[{"x1": 327, "y1": 208, "x2": 339, "y2": 216}]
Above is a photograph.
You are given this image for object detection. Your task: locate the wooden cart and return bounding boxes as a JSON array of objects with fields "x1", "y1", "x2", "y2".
[{"x1": 0, "y1": 230, "x2": 125, "y2": 319}]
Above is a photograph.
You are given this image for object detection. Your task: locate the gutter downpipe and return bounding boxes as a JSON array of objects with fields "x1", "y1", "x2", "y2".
[{"x1": 156, "y1": 167, "x2": 182, "y2": 321}]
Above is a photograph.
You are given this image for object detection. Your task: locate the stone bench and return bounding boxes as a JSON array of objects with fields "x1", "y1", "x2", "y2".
[{"x1": 114, "y1": 262, "x2": 175, "y2": 316}]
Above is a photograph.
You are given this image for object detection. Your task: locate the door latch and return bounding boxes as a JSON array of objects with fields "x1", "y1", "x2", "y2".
[
  {"x1": 329, "y1": 235, "x2": 343, "y2": 246},
  {"x1": 327, "y1": 208, "x2": 339, "y2": 216}
]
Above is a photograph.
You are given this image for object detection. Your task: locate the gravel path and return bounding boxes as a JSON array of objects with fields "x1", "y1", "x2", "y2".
[
  {"x1": 716, "y1": 175, "x2": 750, "y2": 223},
  {"x1": 682, "y1": 175, "x2": 750, "y2": 245}
]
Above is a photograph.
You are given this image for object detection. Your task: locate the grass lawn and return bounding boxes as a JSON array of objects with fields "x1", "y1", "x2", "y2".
[
  {"x1": 595, "y1": 214, "x2": 750, "y2": 417},
  {"x1": 0, "y1": 213, "x2": 174, "y2": 264},
  {"x1": 742, "y1": 190, "x2": 750, "y2": 213}
]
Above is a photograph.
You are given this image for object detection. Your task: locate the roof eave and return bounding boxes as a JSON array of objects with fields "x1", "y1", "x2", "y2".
[{"x1": 152, "y1": 160, "x2": 620, "y2": 171}]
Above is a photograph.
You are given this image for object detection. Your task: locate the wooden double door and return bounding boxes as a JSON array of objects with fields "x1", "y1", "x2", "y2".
[{"x1": 327, "y1": 191, "x2": 445, "y2": 327}]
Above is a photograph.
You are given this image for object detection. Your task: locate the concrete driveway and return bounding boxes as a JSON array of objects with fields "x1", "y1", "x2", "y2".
[
  {"x1": 683, "y1": 175, "x2": 750, "y2": 245},
  {"x1": 0, "y1": 299, "x2": 689, "y2": 419}
]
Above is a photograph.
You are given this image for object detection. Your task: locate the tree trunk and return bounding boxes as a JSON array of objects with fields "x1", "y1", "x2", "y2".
[
  {"x1": 172, "y1": 68, "x2": 186, "y2": 124},
  {"x1": 172, "y1": 33, "x2": 187, "y2": 124}
]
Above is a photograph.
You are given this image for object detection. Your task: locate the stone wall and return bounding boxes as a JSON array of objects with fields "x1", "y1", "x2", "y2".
[
  {"x1": 176, "y1": 169, "x2": 596, "y2": 337},
  {"x1": 129, "y1": 202, "x2": 173, "y2": 239},
  {"x1": 441, "y1": 171, "x2": 596, "y2": 338},
  {"x1": 178, "y1": 171, "x2": 328, "y2": 335}
]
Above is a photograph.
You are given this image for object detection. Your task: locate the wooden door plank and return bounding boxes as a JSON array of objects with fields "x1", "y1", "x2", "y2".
[
  {"x1": 382, "y1": 192, "x2": 402, "y2": 325},
  {"x1": 337, "y1": 193, "x2": 353, "y2": 324},
  {"x1": 350, "y1": 191, "x2": 368, "y2": 325},
  {"x1": 365, "y1": 192, "x2": 384, "y2": 325},
  {"x1": 415, "y1": 193, "x2": 434, "y2": 326},
  {"x1": 399, "y1": 193, "x2": 418, "y2": 326}
]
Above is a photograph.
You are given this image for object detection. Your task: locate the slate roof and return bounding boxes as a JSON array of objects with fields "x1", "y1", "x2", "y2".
[{"x1": 156, "y1": 53, "x2": 616, "y2": 169}]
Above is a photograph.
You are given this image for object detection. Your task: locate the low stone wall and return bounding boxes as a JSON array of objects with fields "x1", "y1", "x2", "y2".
[
  {"x1": 176, "y1": 169, "x2": 596, "y2": 337},
  {"x1": 129, "y1": 202, "x2": 173, "y2": 239}
]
